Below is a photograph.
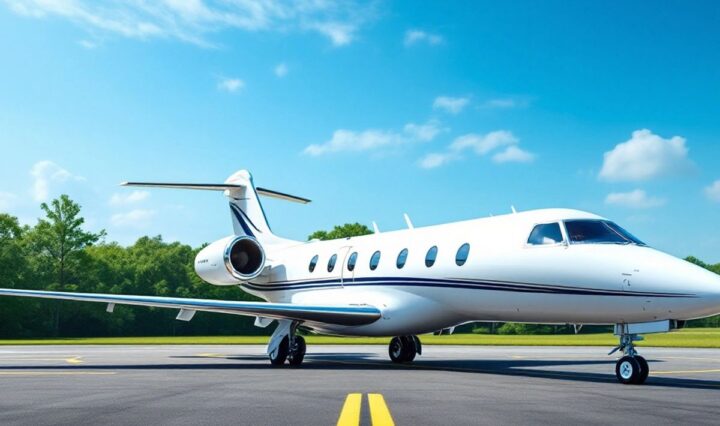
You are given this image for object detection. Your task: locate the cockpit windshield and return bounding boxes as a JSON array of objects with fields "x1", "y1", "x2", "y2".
[{"x1": 564, "y1": 220, "x2": 646, "y2": 246}]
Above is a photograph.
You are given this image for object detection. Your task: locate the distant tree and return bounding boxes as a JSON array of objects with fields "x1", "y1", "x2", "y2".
[
  {"x1": 0, "y1": 214, "x2": 26, "y2": 288},
  {"x1": 308, "y1": 223, "x2": 373, "y2": 241},
  {"x1": 26, "y1": 195, "x2": 106, "y2": 335}
]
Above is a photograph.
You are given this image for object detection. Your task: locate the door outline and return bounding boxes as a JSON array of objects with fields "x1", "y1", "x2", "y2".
[{"x1": 339, "y1": 246, "x2": 355, "y2": 287}]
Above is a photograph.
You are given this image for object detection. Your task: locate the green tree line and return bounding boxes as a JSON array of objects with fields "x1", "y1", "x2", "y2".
[{"x1": 0, "y1": 195, "x2": 718, "y2": 338}]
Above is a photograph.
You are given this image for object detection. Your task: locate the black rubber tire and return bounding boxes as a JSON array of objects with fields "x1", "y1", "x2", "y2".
[
  {"x1": 615, "y1": 356, "x2": 641, "y2": 385},
  {"x1": 635, "y1": 355, "x2": 649, "y2": 384},
  {"x1": 269, "y1": 336, "x2": 289, "y2": 366},
  {"x1": 400, "y1": 336, "x2": 416, "y2": 362},
  {"x1": 287, "y1": 336, "x2": 306, "y2": 367},
  {"x1": 412, "y1": 335, "x2": 422, "y2": 356},
  {"x1": 389, "y1": 337, "x2": 404, "y2": 363}
]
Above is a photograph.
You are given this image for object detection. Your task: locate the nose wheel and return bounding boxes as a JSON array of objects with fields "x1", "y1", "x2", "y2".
[
  {"x1": 610, "y1": 332, "x2": 649, "y2": 384},
  {"x1": 615, "y1": 355, "x2": 648, "y2": 384},
  {"x1": 388, "y1": 335, "x2": 421, "y2": 363}
]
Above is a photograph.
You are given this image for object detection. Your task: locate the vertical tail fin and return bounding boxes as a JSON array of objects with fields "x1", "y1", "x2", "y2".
[{"x1": 225, "y1": 170, "x2": 274, "y2": 239}]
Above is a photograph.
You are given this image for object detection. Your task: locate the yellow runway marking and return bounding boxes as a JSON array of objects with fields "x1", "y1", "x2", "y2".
[
  {"x1": 651, "y1": 369, "x2": 720, "y2": 375},
  {"x1": 368, "y1": 393, "x2": 395, "y2": 426},
  {"x1": 65, "y1": 356, "x2": 83, "y2": 364},
  {"x1": 0, "y1": 356, "x2": 83, "y2": 364},
  {"x1": 337, "y1": 393, "x2": 395, "y2": 426},
  {"x1": 0, "y1": 371, "x2": 115, "y2": 376},
  {"x1": 336, "y1": 393, "x2": 362, "y2": 426}
]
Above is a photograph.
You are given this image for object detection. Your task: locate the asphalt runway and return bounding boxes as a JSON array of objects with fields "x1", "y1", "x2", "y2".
[{"x1": 1, "y1": 345, "x2": 719, "y2": 425}]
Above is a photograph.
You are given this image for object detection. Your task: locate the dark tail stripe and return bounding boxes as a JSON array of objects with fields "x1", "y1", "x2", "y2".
[{"x1": 229, "y1": 204, "x2": 254, "y2": 237}]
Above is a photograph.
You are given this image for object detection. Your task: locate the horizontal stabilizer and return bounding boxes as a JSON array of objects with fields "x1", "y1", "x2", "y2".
[
  {"x1": 121, "y1": 182, "x2": 311, "y2": 204},
  {"x1": 0, "y1": 288, "x2": 380, "y2": 326}
]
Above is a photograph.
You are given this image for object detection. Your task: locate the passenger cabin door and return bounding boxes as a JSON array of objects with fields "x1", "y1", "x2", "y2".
[{"x1": 339, "y1": 246, "x2": 355, "y2": 288}]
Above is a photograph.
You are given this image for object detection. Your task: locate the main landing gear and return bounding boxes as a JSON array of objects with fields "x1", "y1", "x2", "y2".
[
  {"x1": 388, "y1": 335, "x2": 422, "y2": 363},
  {"x1": 609, "y1": 332, "x2": 649, "y2": 385},
  {"x1": 267, "y1": 320, "x2": 306, "y2": 367}
]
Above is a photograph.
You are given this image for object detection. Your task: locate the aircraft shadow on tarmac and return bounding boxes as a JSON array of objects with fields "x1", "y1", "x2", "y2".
[{"x1": 2, "y1": 352, "x2": 719, "y2": 390}]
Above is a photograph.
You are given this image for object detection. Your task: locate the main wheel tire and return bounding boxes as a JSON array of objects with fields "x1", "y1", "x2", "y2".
[
  {"x1": 635, "y1": 355, "x2": 649, "y2": 384},
  {"x1": 389, "y1": 337, "x2": 404, "y2": 363},
  {"x1": 616, "y1": 356, "x2": 641, "y2": 384},
  {"x1": 400, "y1": 336, "x2": 416, "y2": 362},
  {"x1": 412, "y1": 335, "x2": 422, "y2": 356},
  {"x1": 287, "y1": 336, "x2": 306, "y2": 367},
  {"x1": 269, "y1": 336, "x2": 289, "y2": 366}
]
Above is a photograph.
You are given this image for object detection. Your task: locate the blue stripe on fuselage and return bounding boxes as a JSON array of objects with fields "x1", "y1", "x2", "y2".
[{"x1": 241, "y1": 276, "x2": 695, "y2": 298}]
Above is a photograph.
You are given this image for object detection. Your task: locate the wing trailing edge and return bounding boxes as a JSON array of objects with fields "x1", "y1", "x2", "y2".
[{"x1": 0, "y1": 288, "x2": 380, "y2": 327}]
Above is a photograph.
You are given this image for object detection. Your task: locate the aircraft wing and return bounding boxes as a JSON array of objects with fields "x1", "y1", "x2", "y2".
[{"x1": 0, "y1": 288, "x2": 381, "y2": 327}]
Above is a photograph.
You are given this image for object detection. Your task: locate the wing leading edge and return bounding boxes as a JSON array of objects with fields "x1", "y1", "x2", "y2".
[{"x1": 0, "y1": 288, "x2": 381, "y2": 327}]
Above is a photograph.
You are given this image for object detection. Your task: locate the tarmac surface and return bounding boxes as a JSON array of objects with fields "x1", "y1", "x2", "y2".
[{"x1": 1, "y1": 344, "x2": 719, "y2": 425}]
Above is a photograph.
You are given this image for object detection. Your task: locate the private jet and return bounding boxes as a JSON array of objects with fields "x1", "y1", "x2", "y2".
[{"x1": 1, "y1": 169, "x2": 719, "y2": 384}]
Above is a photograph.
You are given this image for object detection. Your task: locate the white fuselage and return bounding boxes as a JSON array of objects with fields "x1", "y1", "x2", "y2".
[{"x1": 235, "y1": 209, "x2": 720, "y2": 337}]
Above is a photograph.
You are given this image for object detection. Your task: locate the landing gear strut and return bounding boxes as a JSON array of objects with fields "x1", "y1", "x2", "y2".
[
  {"x1": 388, "y1": 335, "x2": 421, "y2": 363},
  {"x1": 609, "y1": 332, "x2": 649, "y2": 384},
  {"x1": 267, "y1": 320, "x2": 306, "y2": 367}
]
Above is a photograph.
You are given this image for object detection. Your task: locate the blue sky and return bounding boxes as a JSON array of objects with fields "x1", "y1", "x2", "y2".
[{"x1": 0, "y1": 1, "x2": 719, "y2": 262}]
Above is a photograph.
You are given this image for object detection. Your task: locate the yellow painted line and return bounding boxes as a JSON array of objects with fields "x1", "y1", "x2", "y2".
[
  {"x1": 368, "y1": 394, "x2": 395, "y2": 426},
  {"x1": 662, "y1": 356, "x2": 720, "y2": 362},
  {"x1": 65, "y1": 356, "x2": 83, "y2": 365},
  {"x1": 0, "y1": 372, "x2": 115, "y2": 376},
  {"x1": 336, "y1": 393, "x2": 362, "y2": 426},
  {"x1": 0, "y1": 357, "x2": 78, "y2": 362},
  {"x1": 196, "y1": 353, "x2": 226, "y2": 358},
  {"x1": 651, "y1": 369, "x2": 720, "y2": 375}
]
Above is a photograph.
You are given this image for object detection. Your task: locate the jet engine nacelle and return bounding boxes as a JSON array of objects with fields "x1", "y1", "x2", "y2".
[{"x1": 194, "y1": 235, "x2": 266, "y2": 285}]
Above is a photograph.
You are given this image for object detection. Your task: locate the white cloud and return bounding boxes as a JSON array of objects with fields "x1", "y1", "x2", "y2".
[
  {"x1": 403, "y1": 120, "x2": 443, "y2": 142},
  {"x1": 305, "y1": 120, "x2": 442, "y2": 156},
  {"x1": 605, "y1": 189, "x2": 666, "y2": 209},
  {"x1": 599, "y1": 129, "x2": 694, "y2": 182},
  {"x1": 421, "y1": 130, "x2": 534, "y2": 169},
  {"x1": 433, "y1": 96, "x2": 470, "y2": 114},
  {"x1": 78, "y1": 39, "x2": 98, "y2": 49},
  {"x1": 492, "y1": 146, "x2": 535, "y2": 163},
  {"x1": 109, "y1": 190, "x2": 150, "y2": 207},
  {"x1": 218, "y1": 77, "x2": 244, "y2": 92},
  {"x1": 110, "y1": 209, "x2": 156, "y2": 228},
  {"x1": 705, "y1": 180, "x2": 720, "y2": 203},
  {"x1": 0, "y1": 191, "x2": 17, "y2": 211},
  {"x1": 274, "y1": 62, "x2": 288, "y2": 78},
  {"x1": 29, "y1": 160, "x2": 83, "y2": 202},
  {"x1": 404, "y1": 29, "x2": 443, "y2": 46},
  {"x1": 304, "y1": 129, "x2": 403, "y2": 156},
  {"x1": 3, "y1": 0, "x2": 373, "y2": 47},
  {"x1": 483, "y1": 98, "x2": 517, "y2": 108},
  {"x1": 450, "y1": 131, "x2": 518, "y2": 155},
  {"x1": 418, "y1": 152, "x2": 457, "y2": 169},
  {"x1": 309, "y1": 22, "x2": 356, "y2": 46}
]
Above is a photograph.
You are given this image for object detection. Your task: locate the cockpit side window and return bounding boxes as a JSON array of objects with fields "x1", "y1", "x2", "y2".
[
  {"x1": 565, "y1": 220, "x2": 643, "y2": 245},
  {"x1": 527, "y1": 223, "x2": 564, "y2": 245},
  {"x1": 604, "y1": 222, "x2": 646, "y2": 246}
]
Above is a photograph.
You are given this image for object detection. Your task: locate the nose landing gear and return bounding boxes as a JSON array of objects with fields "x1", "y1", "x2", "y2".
[
  {"x1": 609, "y1": 332, "x2": 649, "y2": 384},
  {"x1": 388, "y1": 335, "x2": 422, "y2": 363}
]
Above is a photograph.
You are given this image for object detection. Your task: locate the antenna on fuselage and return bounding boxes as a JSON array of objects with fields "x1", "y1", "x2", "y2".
[
  {"x1": 403, "y1": 213, "x2": 414, "y2": 229},
  {"x1": 372, "y1": 221, "x2": 380, "y2": 234},
  {"x1": 511, "y1": 205, "x2": 517, "y2": 214}
]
